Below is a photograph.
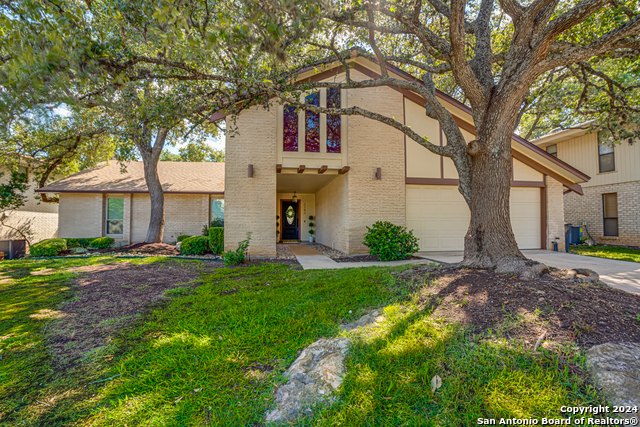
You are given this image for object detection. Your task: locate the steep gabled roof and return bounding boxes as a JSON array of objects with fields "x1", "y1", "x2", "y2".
[
  {"x1": 211, "y1": 54, "x2": 590, "y2": 193},
  {"x1": 36, "y1": 161, "x2": 224, "y2": 194}
]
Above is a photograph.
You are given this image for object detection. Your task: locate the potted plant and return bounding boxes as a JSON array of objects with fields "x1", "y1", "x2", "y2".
[{"x1": 308, "y1": 229, "x2": 314, "y2": 243}]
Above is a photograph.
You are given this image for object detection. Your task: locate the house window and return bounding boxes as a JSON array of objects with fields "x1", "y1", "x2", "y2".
[
  {"x1": 602, "y1": 193, "x2": 618, "y2": 237},
  {"x1": 283, "y1": 105, "x2": 299, "y2": 152},
  {"x1": 106, "y1": 198, "x2": 124, "y2": 235},
  {"x1": 17, "y1": 166, "x2": 28, "y2": 179},
  {"x1": 211, "y1": 199, "x2": 224, "y2": 221},
  {"x1": 598, "y1": 134, "x2": 615, "y2": 173},
  {"x1": 305, "y1": 92, "x2": 320, "y2": 152},
  {"x1": 546, "y1": 144, "x2": 557, "y2": 158},
  {"x1": 326, "y1": 88, "x2": 341, "y2": 153}
]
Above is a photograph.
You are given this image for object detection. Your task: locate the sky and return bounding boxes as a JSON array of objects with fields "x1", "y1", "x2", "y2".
[{"x1": 165, "y1": 134, "x2": 225, "y2": 154}]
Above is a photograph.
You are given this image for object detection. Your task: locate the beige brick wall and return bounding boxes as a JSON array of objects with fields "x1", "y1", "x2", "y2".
[
  {"x1": 564, "y1": 181, "x2": 640, "y2": 246},
  {"x1": 0, "y1": 165, "x2": 59, "y2": 214},
  {"x1": 58, "y1": 193, "x2": 104, "y2": 238},
  {"x1": 315, "y1": 174, "x2": 349, "y2": 253},
  {"x1": 131, "y1": 193, "x2": 210, "y2": 244},
  {"x1": 0, "y1": 211, "x2": 58, "y2": 244},
  {"x1": 225, "y1": 106, "x2": 277, "y2": 255},
  {"x1": 345, "y1": 71, "x2": 406, "y2": 254},
  {"x1": 546, "y1": 177, "x2": 566, "y2": 251}
]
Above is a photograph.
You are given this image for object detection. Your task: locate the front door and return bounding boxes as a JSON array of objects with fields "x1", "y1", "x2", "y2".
[{"x1": 281, "y1": 201, "x2": 299, "y2": 240}]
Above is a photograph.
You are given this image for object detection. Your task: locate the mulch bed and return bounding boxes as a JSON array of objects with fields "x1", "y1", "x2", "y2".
[
  {"x1": 87, "y1": 242, "x2": 181, "y2": 255},
  {"x1": 47, "y1": 258, "x2": 300, "y2": 368},
  {"x1": 398, "y1": 267, "x2": 640, "y2": 347},
  {"x1": 334, "y1": 255, "x2": 422, "y2": 263}
]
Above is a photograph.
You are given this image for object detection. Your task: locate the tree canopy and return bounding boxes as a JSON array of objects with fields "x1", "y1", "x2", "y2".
[{"x1": 1, "y1": 0, "x2": 639, "y2": 270}]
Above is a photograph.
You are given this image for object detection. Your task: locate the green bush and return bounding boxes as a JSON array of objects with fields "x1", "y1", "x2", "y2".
[
  {"x1": 90, "y1": 237, "x2": 114, "y2": 249},
  {"x1": 177, "y1": 235, "x2": 191, "y2": 243},
  {"x1": 30, "y1": 239, "x2": 68, "y2": 257},
  {"x1": 65, "y1": 238, "x2": 99, "y2": 248},
  {"x1": 79, "y1": 238, "x2": 97, "y2": 247},
  {"x1": 224, "y1": 232, "x2": 252, "y2": 267},
  {"x1": 363, "y1": 221, "x2": 419, "y2": 261},
  {"x1": 309, "y1": 229, "x2": 314, "y2": 235},
  {"x1": 210, "y1": 218, "x2": 224, "y2": 228},
  {"x1": 180, "y1": 236, "x2": 210, "y2": 255},
  {"x1": 65, "y1": 238, "x2": 80, "y2": 248},
  {"x1": 208, "y1": 227, "x2": 224, "y2": 255}
]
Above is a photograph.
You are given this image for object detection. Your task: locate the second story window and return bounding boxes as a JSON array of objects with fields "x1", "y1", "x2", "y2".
[
  {"x1": 598, "y1": 134, "x2": 615, "y2": 173},
  {"x1": 283, "y1": 105, "x2": 299, "y2": 152},
  {"x1": 305, "y1": 92, "x2": 320, "y2": 152},
  {"x1": 546, "y1": 144, "x2": 557, "y2": 158},
  {"x1": 326, "y1": 88, "x2": 341, "y2": 153}
]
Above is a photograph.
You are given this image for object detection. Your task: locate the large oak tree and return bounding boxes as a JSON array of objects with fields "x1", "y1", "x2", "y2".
[{"x1": 2, "y1": 0, "x2": 639, "y2": 271}]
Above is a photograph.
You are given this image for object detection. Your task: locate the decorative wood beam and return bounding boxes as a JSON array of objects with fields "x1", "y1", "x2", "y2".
[
  {"x1": 318, "y1": 165, "x2": 328, "y2": 174},
  {"x1": 297, "y1": 165, "x2": 305, "y2": 173},
  {"x1": 338, "y1": 166, "x2": 350, "y2": 175},
  {"x1": 276, "y1": 164, "x2": 282, "y2": 173}
]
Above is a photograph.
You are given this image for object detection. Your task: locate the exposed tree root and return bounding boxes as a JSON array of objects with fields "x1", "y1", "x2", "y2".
[{"x1": 460, "y1": 254, "x2": 549, "y2": 279}]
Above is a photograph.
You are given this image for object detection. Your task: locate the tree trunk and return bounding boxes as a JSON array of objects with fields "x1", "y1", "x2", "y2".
[
  {"x1": 459, "y1": 115, "x2": 546, "y2": 277},
  {"x1": 136, "y1": 129, "x2": 168, "y2": 243}
]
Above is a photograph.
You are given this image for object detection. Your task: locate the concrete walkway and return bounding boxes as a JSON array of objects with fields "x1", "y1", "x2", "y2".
[
  {"x1": 287, "y1": 245, "x2": 432, "y2": 270},
  {"x1": 418, "y1": 249, "x2": 640, "y2": 294}
]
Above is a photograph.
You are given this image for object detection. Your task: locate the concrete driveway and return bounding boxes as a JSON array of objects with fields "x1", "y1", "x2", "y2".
[{"x1": 418, "y1": 249, "x2": 640, "y2": 295}]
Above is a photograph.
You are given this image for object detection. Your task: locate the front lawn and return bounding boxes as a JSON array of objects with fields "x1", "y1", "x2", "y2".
[
  {"x1": 0, "y1": 257, "x2": 614, "y2": 426},
  {"x1": 570, "y1": 244, "x2": 640, "y2": 263}
]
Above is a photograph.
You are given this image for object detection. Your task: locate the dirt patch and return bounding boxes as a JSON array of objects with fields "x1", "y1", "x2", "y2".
[
  {"x1": 47, "y1": 259, "x2": 299, "y2": 368},
  {"x1": 47, "y1": 260, "x2": 213, "y2": 368},
  {"x1": 335, "y1": 255, "x2": 422, "y2": 263},
  {"x1": 397, "y1": 267, "x2": 640, "y2": 347}
]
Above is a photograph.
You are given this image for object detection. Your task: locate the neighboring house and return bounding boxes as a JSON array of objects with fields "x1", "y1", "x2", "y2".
[
  {"x1": 0, "y1": 161, "x2": 58, "y2": 244},
  {"x1": 533, "y1": 125, "x2": 640, "y2": 246},
  {"x1": 39, "y1": 55, "x2": 590, "y2": 255},
  {"x1": 37, "y1": 161, "x2": 224, "y2": 245}
]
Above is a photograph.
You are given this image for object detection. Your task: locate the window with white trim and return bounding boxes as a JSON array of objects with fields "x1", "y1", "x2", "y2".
[{"x1": 106, "y1": 198, "x2": 124, "y2": 235}]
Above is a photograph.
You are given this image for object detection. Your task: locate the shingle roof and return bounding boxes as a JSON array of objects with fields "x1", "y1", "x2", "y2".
[{"x1": 36, "y1": 161, "x2": 224, "y2": 194}]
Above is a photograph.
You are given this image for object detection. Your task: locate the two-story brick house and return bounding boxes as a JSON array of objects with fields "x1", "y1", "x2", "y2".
[
  {"x1": 0, "y1": 160, "x2": 58, "y2": 245},
  {"x1": 533, "y1": 124, "x2": 640, "y2": 246},
  {"x1": 39, "y1": 55, "x2": 590, "y2": 255}
]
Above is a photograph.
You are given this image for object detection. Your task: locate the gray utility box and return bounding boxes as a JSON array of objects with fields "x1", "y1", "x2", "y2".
[{"x1": 0, "y1": 240, "x2": 27, "y2": 260}]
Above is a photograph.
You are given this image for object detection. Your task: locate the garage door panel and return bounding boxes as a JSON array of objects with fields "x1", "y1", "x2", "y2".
[{"x1": 406, "y1": 185, "x2": 541, "y2": 251}]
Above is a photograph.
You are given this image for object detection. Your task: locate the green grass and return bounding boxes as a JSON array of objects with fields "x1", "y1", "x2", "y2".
[
  {"x1": 0, "y1": 258, "x2": 603, "y2": 426},
  {"x1": 570, "y1": 244, "x2": 640, "y2": 263}
]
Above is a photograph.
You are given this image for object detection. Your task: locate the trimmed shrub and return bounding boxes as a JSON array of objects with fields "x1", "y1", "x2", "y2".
[
  {"x1": 31, "y1": 239, "x2": 68, "y2": 257},
  {"x1": 177, "y1": 235, "x2": 191, "y2": 243},
  {"x1": 65, "y1": 238, "x2": 80, "y2": 248},
  {"x1": 209, "y1": 227, "x2": 224, "y2": 255},
  {"x1": 224, "y1": 232, "x2": 252, "y2": 266},
  {"x1": 79, "y1": 238, "x2": 97, "y2": 247},
  {"x1": 90, "y1": 237, "x2": 114, "y2": 249},
  {"x1": 180, "y1": 236, "x2": 210, "y2": 255},
  {"x1": 308, "y1": 229, "x2": 314, "y2": 235},
  {"x1": 363, "y1": 221, "x2": 419, "y2": 261}
]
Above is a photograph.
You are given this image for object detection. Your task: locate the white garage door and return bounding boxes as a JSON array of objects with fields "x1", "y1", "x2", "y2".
[{"x1": 406, "y1": 185, "x2": 541, "y2": 251}]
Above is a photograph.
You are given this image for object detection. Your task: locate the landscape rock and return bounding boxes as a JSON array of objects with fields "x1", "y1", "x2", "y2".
[
  {"x1": 73, "y1": 248, "x2": 88, "y2": 254},
  {"x1": 339, "y1": 310, "x2": 385, "y2": 331},
  {"x1": 564, "y1": 268, "x2": 599, "y2": 283},
  {"x1": 265, "y1": 338, "x2": 351, "y2": 423},
  {"x1": 587, "y1": 342, "x2": 640, "y2": 419},
  {"x1": 175, "y1": 242, "x2": 182, "y2": 251}
]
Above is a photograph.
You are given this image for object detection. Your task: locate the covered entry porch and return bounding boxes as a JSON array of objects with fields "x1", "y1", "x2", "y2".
[{"x1": 276, "y1": 167, "x2": 348, "y2": 246}]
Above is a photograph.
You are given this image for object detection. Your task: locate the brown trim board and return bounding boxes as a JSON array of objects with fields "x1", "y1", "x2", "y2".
[
  {"x1": 541, "y1": 176, "x2": 548, "y2": 250},
  {"x1": 406, "y1": 177, "x2": 545, "y2": 187}
]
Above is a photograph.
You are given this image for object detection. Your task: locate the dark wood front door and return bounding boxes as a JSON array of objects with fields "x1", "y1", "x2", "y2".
[{"x1": 281, "y1": 201, "x2": 299, "y2": 240}]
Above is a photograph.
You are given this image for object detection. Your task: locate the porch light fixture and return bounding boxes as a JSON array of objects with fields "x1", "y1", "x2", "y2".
[{"x1": 292, "y1": 191, "x2": 298, "y2": 203}]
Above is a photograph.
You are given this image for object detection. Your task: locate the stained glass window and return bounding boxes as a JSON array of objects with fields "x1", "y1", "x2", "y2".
[
  {"x1": 305, "y1": 92, "x2": 320, "y2": 152},
  {"x1": 283, "y1": 105, "x2": 298, "y2": 151},
  {"x1": 326, "y1": 88, "x2": 341, "y2": 153}
]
